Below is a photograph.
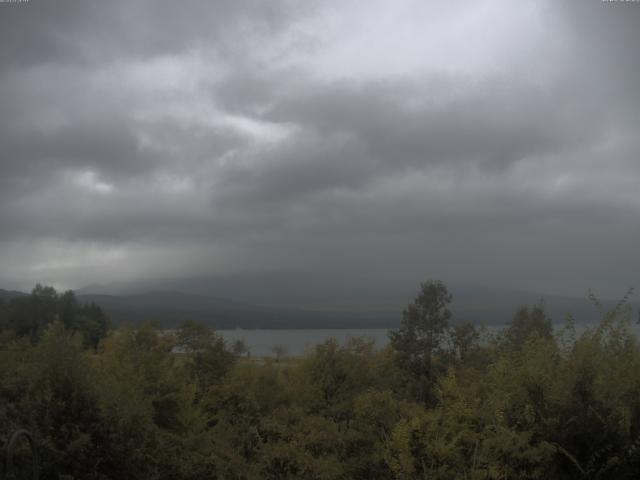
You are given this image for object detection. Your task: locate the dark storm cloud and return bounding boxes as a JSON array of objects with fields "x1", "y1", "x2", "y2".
[
  {"x1": 252, "y1": 79, "x2": 597, "y2": 183},
  {"x1": 0, "y1": 0, "x2": 303, "y2": 69},
  {"x1": 0, "y1": 0, "x2": 639, "y2": 299}
]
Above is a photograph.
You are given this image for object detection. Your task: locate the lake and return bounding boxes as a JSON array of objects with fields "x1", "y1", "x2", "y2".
[
  {"x1": 217, "y1": 328, "x2": 391, "y2": 357},
  {"x1": 218, "y1": 322, "x2": 640, "y2": 357}
]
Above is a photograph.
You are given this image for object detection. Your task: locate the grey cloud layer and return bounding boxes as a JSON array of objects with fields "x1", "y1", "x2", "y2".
[{"x1": 0, "y1": 0, "x2": 639, "y2": 299}]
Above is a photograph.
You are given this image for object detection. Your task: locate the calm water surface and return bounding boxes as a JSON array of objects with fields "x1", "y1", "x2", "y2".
[
  {"x1": 218, "y1": 329, "x2": 391, "y2": 357},
  {"x1": 218, "y1": 322, "x2": 640, "y2": 357}
]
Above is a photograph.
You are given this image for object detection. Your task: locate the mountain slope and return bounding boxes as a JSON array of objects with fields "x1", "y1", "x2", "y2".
[
  {"x1": 0, "y1": 288, "x2": 28, "y2": 302},
  {"x1": 77, "y1": 291, "x2": 395, "y2": 329},
  {"x1": 4, "y1": 285, "x2": 636, "y2": 328}
]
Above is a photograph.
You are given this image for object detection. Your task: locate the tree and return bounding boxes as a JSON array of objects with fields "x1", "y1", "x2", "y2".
[
  {"x1": 176, "y1": 320, "x2": 214, "y2": 352},
  {"x1": 176, "y1": 320, "x2": 235, "y2": 393},
  {"x1": 389, "y1": 279, "x2": 452, "y2": 404},
  {"x1": 503, "y1": 304, "x2": 552, "y2": 351},
  {"x1": 232, "y1": 339, "x2": 249, "y2": 357},
  {"x1": 0, "y1": 286, "x2": 109, "y2": 349},
  {"x1": 21, "y1": 284, "x2": 59, "y2": 341},
  {"x1": 57, "y1": 289, "x2": 79, "y2": 329},
  {"x1": 450, "y1": 321, "x2": 480, "y2": 361},
  {"x1": 75, "y1": 302, "x2": 110, "y2": 350},
  {"x1": 272, "y1": 344, "x2": 287, "y2": 363}
]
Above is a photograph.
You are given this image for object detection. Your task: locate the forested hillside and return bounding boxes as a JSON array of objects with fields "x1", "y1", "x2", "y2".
[{"x1": 1, "y1": 282, "x2": 640, "y2": 479}]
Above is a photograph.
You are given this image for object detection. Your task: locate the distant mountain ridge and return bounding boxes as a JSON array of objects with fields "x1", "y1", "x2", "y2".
[
  {"x1": 0, "y1": 289, "x2": 28, "y2": 301},
  {"x1": 75, "y1": 290, "x2": 395, "y2": 329},
  {"x1": 2, "y1": 286, "x2": 637, "y2": 329}
]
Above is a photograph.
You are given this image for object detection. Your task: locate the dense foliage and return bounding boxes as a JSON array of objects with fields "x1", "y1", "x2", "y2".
[{"x1": 1, "y1": 283, "x2": 640, "y2": 479}]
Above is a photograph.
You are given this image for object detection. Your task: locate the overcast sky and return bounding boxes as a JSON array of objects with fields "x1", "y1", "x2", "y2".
[{"x1": 0, "y1": 0, "x2": 639, "y2": 302}]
